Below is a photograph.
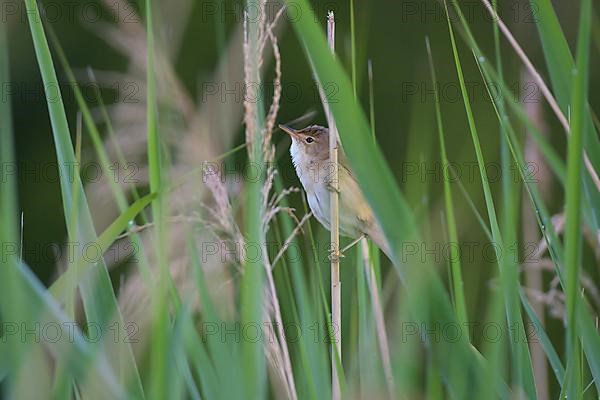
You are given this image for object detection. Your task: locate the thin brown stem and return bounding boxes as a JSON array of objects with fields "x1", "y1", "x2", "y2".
[
  {"x1": 326, "y1": 11, "x2": 342, "y2": 400},
  {"x1": 521, "y1": 68, "x2": 550, "y2": 399},
  {"x1": 479, "y1": 0, "x2": 600, "y2": 191},
  {"x1": 271, "y1": 211, "x2": 313, "y2": 267}
]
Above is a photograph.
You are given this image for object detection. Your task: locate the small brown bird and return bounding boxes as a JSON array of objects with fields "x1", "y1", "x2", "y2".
[{"x1": 279, "y1": 124, "x2": 392, "y2": 259}]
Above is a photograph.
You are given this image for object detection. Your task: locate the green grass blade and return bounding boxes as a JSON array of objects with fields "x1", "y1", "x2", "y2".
[
  {"x1": 472, "y1": 57, "x2": 566, "y2": 185},
  {"x1": 46, "y1": 44, "x2": 154, "y2": 305},
  {"x1": 490, "y1": 1, "x2": 525, "y2": 392},
  {"x1": 564, "y1": 0, "x2": 591, "y2": 396},
  {"x1": 1, "y1": 17, "x2": 53, "y2": 395},
  {"x1": 526, "y1": 0, "x2": 573, "y2": 109},
  {"x1": 426, "y1": 38, "x2": 468, "y2": 333},
  {"x1": 45, "y1": 25, "x2": 129, "y2": 211},
  {"x1": 466, "y1": 23, "x2": 600, "y2": 393},
  {"x1": 520, "y1": 291, "x2": 565, "y2": 384},
  {"x1": 273, "y1": 176, "x2": 321, "y2": 399},
  {"x1": 48, "y1": 192, "x2": 156, "y2": 298},
  {"x1": 0, "y1": 13, "x2": 30, "y2": 393},
  {"x1": 187, "y1": 234, "x2": 246, "y2": 399},
  {"x1": 46, "y1": 49, "x2": 157, "y2": 296},
  {"x1": 0, "y1": 0, "x2": 17, "y2": 243},
  {"x1": 0, "y1": 259, "x2": 129, "y2": 398},
  {"x1": 444, "y1": 2, "x2": 536, "y2": 396},
  {"x1": 86, "y1": 68, "x2": 149, "y2": 219},
  {"x1": 491, "y1": 0, "x2": 532, "y2": 394},
  {"x1": 240, "y1": 1, "x2": 268, "y2": 397},
  {"x1": 477, "y1": 52, "x2": 600, "y2": 394},
  {"x1": 367, "y1": 60, "x2": 376, "y2": 139},
  {"x1": 23, "y1": 1, "x2": 144, "y2": 396},
  {"x1": 350, "y1": 0, "x2": 357, "y2": 99},
  {"x1": 143, "y1": 0, "x2": 171, "y2": 398},
  {"x1": 528, "y1": 0, "x2": 600, "y2": 229},
  {"x1": 302, "y1": 196, "x2": 347, "y2": 395},
  {"x1": 445, "y1": 0, "x2": 600, "y2": 393}
]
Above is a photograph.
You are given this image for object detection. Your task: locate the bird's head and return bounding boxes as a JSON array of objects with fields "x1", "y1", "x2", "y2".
[{"x1": 278, "y1": 124, "x2": 329, "y2": 160}]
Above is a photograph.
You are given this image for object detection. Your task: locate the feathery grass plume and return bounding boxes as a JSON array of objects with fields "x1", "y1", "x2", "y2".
[
  {"x1": 242, "y1": 1, "x2": 297, "y2": 397},
  {"x1": 77, "y1": 0, "x2": 245, "y2": 356},
  {"x1": 84, "y1": 1, "x2": 297, "y2": 394}
]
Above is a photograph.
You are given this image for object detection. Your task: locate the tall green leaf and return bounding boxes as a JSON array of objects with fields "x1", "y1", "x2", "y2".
[
  {"x1": 449, "y1": 0, "x2": 600, "y2": 392},
  {"x1": 23, "y1": 0, "x2": 144, "y2": 396},
  {"x1": 564, "y1": 0, "x2": 591, "y2": 397},
  {"x1": 445, "y1": 2, "x2": 536, "y2": 396},
  {"x1": 426, "y1": 38, "x2": 469, "y2": 334},
  {"x1": 529, "y1": 0, "x2": 600, "y2": 229},
  {"x1": 240, "y1": 0, "x2": 267, "y2": 397}
]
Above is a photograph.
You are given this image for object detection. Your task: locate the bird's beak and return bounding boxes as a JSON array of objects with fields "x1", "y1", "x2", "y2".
[{"x1": 278, "y1": 124, "x2": 299, "y2": 139}]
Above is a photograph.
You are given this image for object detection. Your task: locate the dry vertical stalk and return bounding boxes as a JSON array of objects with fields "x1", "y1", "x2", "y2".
[
  {"x1": 520, "y1": 67, "x2": 551, "y2": 400},
  {"x1": 241, "y1": 4, "x2": 299, "y2": 398},
  {"x1": 477, "y1": 0, "x2": 600, "y2": 191},
  {"x1": 325, "y1": 11, "x2": 342, "y2": 400}
]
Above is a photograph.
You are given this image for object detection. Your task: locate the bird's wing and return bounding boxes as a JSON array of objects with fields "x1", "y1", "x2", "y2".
[
  {"x1": 337, "y1": 145, "x2": 373, "y2": 223},
  {"x1": 338, "y1": 145, "x2": 392, "y2": 259},
  {"x1": 337, "y1": 145, "x2": 356, "y2": 180}
]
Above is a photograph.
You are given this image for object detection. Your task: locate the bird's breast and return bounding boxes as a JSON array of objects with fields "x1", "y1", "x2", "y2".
[
  {"x1": 307, "y1": 184, "x2": 331, "y2": 231},
  {"x1": 290, "y1": 143, "x2": 328, "y2": 194}
]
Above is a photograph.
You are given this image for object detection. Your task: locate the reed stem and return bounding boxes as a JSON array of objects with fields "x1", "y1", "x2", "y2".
[{"x1": 326, "y1": 11, "x2": 342, "y2": 400}]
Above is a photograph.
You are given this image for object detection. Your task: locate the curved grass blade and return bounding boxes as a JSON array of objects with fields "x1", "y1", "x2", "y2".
[
  {"x1": 426, "y1": 38, "x2": 469, "y2": 334},
  {"x1": 48, "y1": 192, "x2": 156, "y2": 298},
  {"x1": 283, "y1": 0, "x2": 509, "y2": 397},
  {"x1": 444, "y1": 2, "x2": 536, "y2": 396},
  {"x1": 44, "y1": 28, "x2": 157, "y2": 297},
  {"x1": 479, "y1": 56, "x2": 600, "y2": 393},
  {"x1": 0, "y1": 58, "x2": 126, "y2": 391},
  {"x1": 448, "y1": 2, "x2": 600, "y2": 392},
  {"x1": 0, "y1": 15, "x2": 47, "y2": 395},
  {"x1": 23, "y1": 1, "x2": 144, "y2": 395},
  {"x1": 186, "y1": 234, "x2": 246, "y2": 400},
  {"x1": 520, "y1": 291, "x2": 565, "y2": 384},
  {"x1": 45, "y1": 24, "x2": 130, "y2": 211},
  {"x1": 0, "y1": 259, "x2": 129, "y2": 398},
  {"x1": 459, "y1": 0, "x2": 600, "y2": 391},
  {"x1": 526, "y1": 0, "x2": 600, "y2": 227}
]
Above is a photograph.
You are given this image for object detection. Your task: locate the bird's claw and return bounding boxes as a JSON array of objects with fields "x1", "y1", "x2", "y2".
[
  {"x1": 328, "y1": 248, "x2": 344, "y2": 262},
  {"x1": 326, "y1": 181, "x2": 340, "y2": 194}
]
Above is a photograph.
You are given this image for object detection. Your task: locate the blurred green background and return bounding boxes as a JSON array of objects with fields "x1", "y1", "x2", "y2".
[
  {"x1": 4, "y1": 1, "x2": 599, "y2": 376},
  {"x1": 7, "y1": 0, "x2": 596, "y2": 283},
  {"x1": 4, "y1": 0, "x2": 600, "y2": 397}
]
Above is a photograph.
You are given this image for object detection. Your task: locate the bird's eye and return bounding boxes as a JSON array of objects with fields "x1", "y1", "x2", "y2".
[{"x1": 305, "y1": 137, "x2": 314, "y2": 143}]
